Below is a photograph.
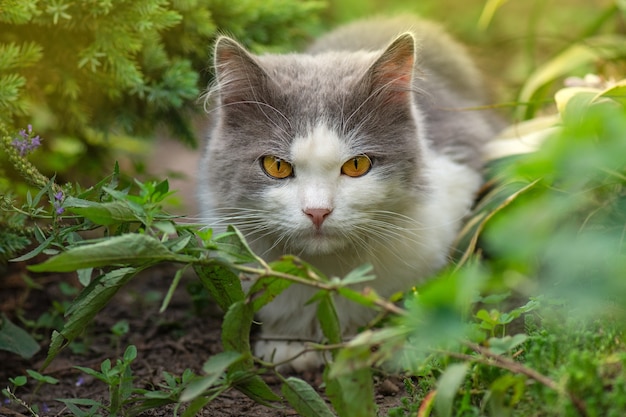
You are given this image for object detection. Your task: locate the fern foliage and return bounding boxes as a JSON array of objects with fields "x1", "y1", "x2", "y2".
[{"x1": 0, "y1": 0, "x2": 324, "y2": 260}]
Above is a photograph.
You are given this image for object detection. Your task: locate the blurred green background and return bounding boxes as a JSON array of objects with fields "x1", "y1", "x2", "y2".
[
  {"x1": 0, "y1": 0, "x2": 623, "y2": 194},
  {"x1": 0, "y1": 0, "x2": 623, "y2": 205}
]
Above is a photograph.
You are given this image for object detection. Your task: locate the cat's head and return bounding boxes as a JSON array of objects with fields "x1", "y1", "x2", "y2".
[{"x1": 199, "y1": 34, "x2": 429, "y2": 256}]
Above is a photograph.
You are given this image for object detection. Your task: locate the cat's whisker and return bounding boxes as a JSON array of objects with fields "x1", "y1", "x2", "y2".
[
  {"x1": 345, "y1": 231, "x2": 384, "y2": 267},
  {"x1": 352, "y1": 226, "x2": 426, "y2": 269},
  {"x1": 369, "y1": 209, "x2": 472, "y2": 232},
  {"x1": 351, "y1": 224, "x2": 420, "y2": 254}
]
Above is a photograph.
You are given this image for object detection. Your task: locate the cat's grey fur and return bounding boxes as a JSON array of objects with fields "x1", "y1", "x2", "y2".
[{"x1": 198, "y1": 15, "x2": 501, "y2": 371}]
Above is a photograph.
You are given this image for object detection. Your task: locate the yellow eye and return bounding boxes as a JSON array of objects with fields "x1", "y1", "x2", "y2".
[
  {"x1": 341, "y1": 155, "x2": 372, "y2": 177},
  {"x1": 261, "y1": 155, "x2": 293, "y2": 179}
]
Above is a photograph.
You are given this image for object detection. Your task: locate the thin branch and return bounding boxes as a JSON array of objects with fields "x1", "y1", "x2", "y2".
[
  {"x1": 232, "y1": 262, "x2": 407, "y2": 316},
  {"x1": 456, "y1": 342, "x2": 589, "y2": 417}
]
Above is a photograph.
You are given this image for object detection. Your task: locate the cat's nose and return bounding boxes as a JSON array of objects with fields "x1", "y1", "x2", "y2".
[{"x1": 303, "y1": 208, "x2": 333, "y2": 229}]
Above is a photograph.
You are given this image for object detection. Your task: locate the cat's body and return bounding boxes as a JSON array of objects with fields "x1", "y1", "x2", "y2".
[{"x1": 198, "y1": 16, "x2": 501, "y2": 371}]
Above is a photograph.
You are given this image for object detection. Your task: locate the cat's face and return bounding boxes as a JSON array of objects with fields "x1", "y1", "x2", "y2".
[{"x1": 201, "y1": 35, "x2": 428, "y2": 256}]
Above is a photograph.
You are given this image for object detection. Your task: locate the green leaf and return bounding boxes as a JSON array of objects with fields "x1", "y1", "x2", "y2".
[
  {"x1": 31, "y1": 177, "x2": 54, "y2": 207},
  {"x1": 10, "y1": 234, "x2": 55, "y2": 262},
  {"x1": 180, "y1": 351, "x2": 243, "y2": 402},
  {"x1": 475, "y1": 309, "x2": 497, "y2": 327},
  {"x1": 26, "y1": 369, "x2": 59, "y2": 384},
  {"x1": 555, "y1": 88, "x2": 598, "y2": 126},
  {"x1": 517, "y1": 35, "x2": 626, "y2": 119},
  {"x1": 324, "y1": 367, "x2": 346, "y2": 417},
  {"x1": 335, "y1": 287, "x2": 378, "y2": 309},
  {"x1": 74, "y1": 365, "x2": 107, "y2": 382},
  {"x1": 477, "y1": 0, "x2": 509, "y2": 29},
  {"x1": 203, "y1": 351, "x2": 245, "y2": 374},
  {"x1": 213, "y1": 226, "x2": 259, "y2": 264},
  {"x1": 231, "y1": 372, "x2": 282, "y2": 406},
  {"x1": 488, "y1": 374, "x2": 527, "y2": 415},
  {"x1": 77, "y1": 268, "x2": 93, "y2": 286},
  {"x1": 282, "y1": 377, "x2": 336, "y2": 417},
  {"x1": 325, "y1": 366, "x2": 376, "y2": 417},
  {"x1": 247, "y1": 275, "x2": 293, "y2": 313},
  {"x1": 247, "y1": 256, "x2": 312, "y2": 312},
  {"x1": 595, "y1": 80, "x2": 626, "y2": 106},
  {"x1": 316, "y1": 293, "x2": 342, "y2": 348},
  {"x1": 340, "y1": 263, "x2": 376, "y2": 285},
  {"x1": 56, "y1": 398, "x2": 103, "y2": 416},
  {"x1": 453, "y1": 179, "x2": 542, "y2": 267},
  {"x1": 123, "y1": 344, "x2": 137, "y2": 362},
  {"x1": 47, "y1": 331, "x2": 65, "y2": 366},
  {"x1": 478, "y1": 292, "x2": 512, "y2": 304},
  {"x1": 153, "y1": 178, "x2": 170, "y2": 199},
  {"x1": 9, "y1": 375, "x2": 27, "y2": 386},
  {"x1": 221, "y1": 301, "x2": 254, "y2": 358},
  {"x1": 43, "y1": 267, "x2": 139, "y2": 368},
  {"x1": 0, "y1": 315, "x2": 40, "y2": 359},
  {"x1": 330, "y1": 327, "x2": 408, "y2": 378},
  {"x1": 181, "y1": 396, "x2": 211, "y2": 417},
  {"x1": 154, "y1": 221, "x2": 178, "y2": 235},
  {"x1": 164, "y1": 234, "x2": 192, "y2": 253},
  {"x1": 219, "y1": 298, "x2": 282, "y2": 406},
  {"x1": 488, "y1": 334, "x2": 528, "y2": 355},
  {"x1": 65, "y1": 197, "x2": 139, "y2": 225},
  {"x1": 29, "y1": 234, "x2": 178, "y2": 272},
  {"x1": 194, "y1": 263, "x2": 244, "y2": 312},
  {"x1": 434, "y1": 363, "x2": 469, "y2": 417}
]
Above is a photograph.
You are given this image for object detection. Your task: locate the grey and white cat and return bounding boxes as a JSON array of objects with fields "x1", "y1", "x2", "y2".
[{"x1": 198, "y1": 16, "x2": 500, "y2": 371}]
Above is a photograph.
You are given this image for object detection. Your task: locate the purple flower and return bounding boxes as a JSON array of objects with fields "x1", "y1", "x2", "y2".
[
  {"x1": 53, "y1": 191, "x2": 65, "y2": 215},
  {"x1": 12, "y1": 125, "x2": 42, "y2": 156},
  {"x1": 12, "y1": 138, "x2": 29, "y2": 156}
]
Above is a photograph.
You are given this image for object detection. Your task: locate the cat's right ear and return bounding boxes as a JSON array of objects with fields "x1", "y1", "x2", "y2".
[
  {"x1": 364, "y1": 33, "x2": 416, "y2": 102},
  {"x1": 213, "y1": 36, "x2": 269, "y2": 105}
]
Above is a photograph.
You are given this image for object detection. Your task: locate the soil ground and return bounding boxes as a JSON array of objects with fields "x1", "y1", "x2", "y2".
[{"x1": 0, "y1": 259, "x2": 407, "y2": 417}]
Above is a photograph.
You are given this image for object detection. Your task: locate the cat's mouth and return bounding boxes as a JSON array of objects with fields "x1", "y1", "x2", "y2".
[{"x1": 294, "y1": 227, "x2": 349, "y2": 255}]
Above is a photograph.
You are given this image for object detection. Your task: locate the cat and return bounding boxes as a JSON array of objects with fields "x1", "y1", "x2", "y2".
[{"x1": 198, "y1": 15, "x2": 501, "y2": 372}]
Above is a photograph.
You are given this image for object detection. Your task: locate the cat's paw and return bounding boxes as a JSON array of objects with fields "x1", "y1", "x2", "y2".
[{"x1": 255, "y1": 340, "x2": 324, "y2": 373}]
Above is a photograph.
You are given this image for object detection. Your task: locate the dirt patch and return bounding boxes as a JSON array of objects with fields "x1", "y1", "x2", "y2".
[{"x1": 1, "y1": 262, "x2": 407, "y2": 416}]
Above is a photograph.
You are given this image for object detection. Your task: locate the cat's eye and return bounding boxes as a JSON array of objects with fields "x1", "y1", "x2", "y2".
[
  {"x1": 261, "y1": 155, "x2": 293, "y2": 179},
  {"x1": 341, "y1": 155, "x2": 372, "y2": 177}
]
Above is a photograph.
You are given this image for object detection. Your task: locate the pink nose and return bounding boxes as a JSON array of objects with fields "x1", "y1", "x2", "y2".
[{"x1": 303, "y1": 208, "x2": 332, "y2": 229}]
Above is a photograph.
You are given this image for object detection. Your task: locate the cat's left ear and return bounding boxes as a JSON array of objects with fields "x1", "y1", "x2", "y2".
[
  {"x1": 365, "y1": 33, "x2": 416, "y2": 100},
  {"x1": 212, "y1": 36, "x2": 270, "y2": 105}
]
